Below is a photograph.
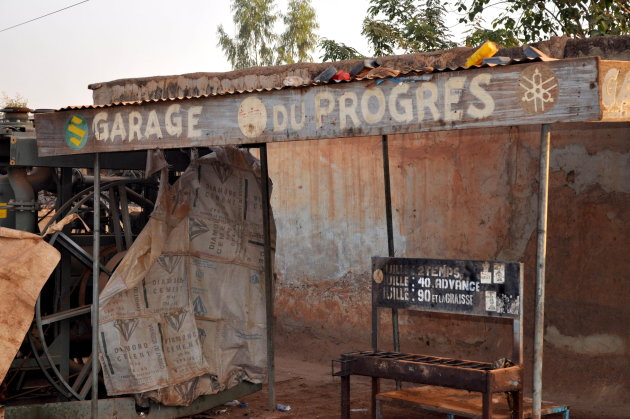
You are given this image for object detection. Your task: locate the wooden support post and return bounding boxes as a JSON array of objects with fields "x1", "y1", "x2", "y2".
[
  {"x1": 533, "y1": 124, "x2": 551, "y2": 419},
  {"x1": 260, "y1": 144, "x2": 275, "y2": 411}
]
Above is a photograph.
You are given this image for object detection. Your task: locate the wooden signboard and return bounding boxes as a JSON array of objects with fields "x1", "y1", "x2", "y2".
[
  {"x1": 372, "y1": 257, "x2": 523, "y2": 319},
  {"x1": 599, "y1": 60, "x2": 630, "y2": 121},
  {"x1": 34, "y1": 57, "x2": 629, "y2": 157}
]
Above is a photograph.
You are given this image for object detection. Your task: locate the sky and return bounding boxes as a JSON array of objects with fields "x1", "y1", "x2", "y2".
[{"x1": 0, "y1": 0, "x2": 472, "y2": 109}]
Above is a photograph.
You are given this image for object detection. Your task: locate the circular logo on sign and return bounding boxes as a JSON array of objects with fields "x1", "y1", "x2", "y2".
[
  {"x1": 373, "y1": 269, "x2": 384, "y2": 284},
  {"x1": 518, "y1": 64, "x2": 559, "y2": 115},
  {"x1": 238, "y1": 97, "x2": 267, "y2": 138},
  {"x1": 64, "y1": 115, "x2": 88, "y2": 150}
]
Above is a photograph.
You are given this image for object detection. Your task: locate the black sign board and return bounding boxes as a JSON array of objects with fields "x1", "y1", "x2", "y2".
[{"x1": 372, "y1": 257, "x2": 522, "y2": 319}]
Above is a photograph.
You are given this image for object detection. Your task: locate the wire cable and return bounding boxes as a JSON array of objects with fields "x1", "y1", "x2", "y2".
[{"x1": 0, "y1": 0, "x2": 89, "y2": 34}]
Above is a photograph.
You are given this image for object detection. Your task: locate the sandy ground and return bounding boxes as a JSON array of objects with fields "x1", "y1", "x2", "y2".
[{"x1": 181, "y1": 353, "x2": 630, "y2": 419}]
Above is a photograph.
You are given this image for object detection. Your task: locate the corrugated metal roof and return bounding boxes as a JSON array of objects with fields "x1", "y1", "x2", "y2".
[{"x1": 59, "y1": 57, "x2": 541, "y2": 111}]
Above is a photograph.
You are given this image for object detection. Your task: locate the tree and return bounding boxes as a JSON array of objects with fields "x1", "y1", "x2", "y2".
[
  {"x1": 319, "y1": 0, "x2": 456, "y2": 61},
  {"x1": 362, "y1": 0, "x2": 456, "y2": 55},
  {"x1": 1, "y1": 92, "x2": 28, "y2": 108},
  {"x1": 319, "y1": 39, "x2": 365, "y2": 62},
  {"x1": 217, "y1": 0, "x2": 278, "y2": 69},
  {"x1": 320, "y1": 0, "x2": 629, "y2": 63},
  {"x1": 277, "y1": 0, "x2": 319, "y2": 64},
  {"x1": 457, "y1": 0, "x2": 630, "y2": 43},
  {"x1": 464, "y1": 21, "x2": 521, "y2": 47},
  {"x1": 217, "y1": 0, "x2": 319, "y2": 69}
]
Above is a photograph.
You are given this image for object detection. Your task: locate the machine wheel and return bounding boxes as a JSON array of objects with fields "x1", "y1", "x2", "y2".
[{"x1": 28, "y1": 178, "x2": 155, "y2": 400}]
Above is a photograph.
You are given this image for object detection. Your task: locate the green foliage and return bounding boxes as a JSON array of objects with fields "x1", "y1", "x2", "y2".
[
  {"x1": 464, "y1": 21, "x2": 521, "y2": 47},
  {"x1": 362, "y1": 0, "x2": 456, "y2": 55},
  {"x1": 278, "y1": 0, "x2": 319, "y2": 64},
  {"x1": 1, "y1": 92, "x2": 28, "y2": 108},
  {"x1": 319, "y1": 39, "x2": 365, "y2": 61},
  {"x1": 217, "y1": 0, "x2": 277, "y2": 69},
  {"x1": 457, "y1": 0, "x2": 630, "y2": 43},
  {"x1": 218, "y1": 0, "x2": 319, "y2": 69}
]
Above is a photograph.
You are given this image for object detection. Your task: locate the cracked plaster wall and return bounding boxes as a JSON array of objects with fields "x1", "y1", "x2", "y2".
[{"x1": 270, "y1": 122, "x2": 630, "y2": 410}]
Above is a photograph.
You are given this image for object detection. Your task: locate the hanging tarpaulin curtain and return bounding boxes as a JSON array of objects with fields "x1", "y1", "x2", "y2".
[
  {"x1": 98, "y1": 147, "x2": 275, "y2": 406},
  {"x1": 0, "y1": 228, "x2": 60, "y2": 384}
]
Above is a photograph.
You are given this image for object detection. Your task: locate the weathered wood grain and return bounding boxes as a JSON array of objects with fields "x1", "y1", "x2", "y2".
[
  {"x1": 36, "y1": 57, "x2": 606, "y2": 157},
  {"x1": 599, "y1": 59, "x2": 630, "y2": 121}
]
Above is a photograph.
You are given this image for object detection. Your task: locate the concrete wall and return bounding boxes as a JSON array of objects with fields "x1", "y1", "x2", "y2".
[{"x1": 269, "y1": 123, "x2": 630, "y2": 412}]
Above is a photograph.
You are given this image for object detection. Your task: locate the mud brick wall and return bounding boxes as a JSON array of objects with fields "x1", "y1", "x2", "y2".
[
  {"x1": 268, "y1": 123, "x2": 630, "y2": 411},
  {"x1": 89, "y1": 35, "x2": 630, "y2": 411}
]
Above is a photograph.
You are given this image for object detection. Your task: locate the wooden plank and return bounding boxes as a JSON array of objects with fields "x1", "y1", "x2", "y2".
[
  {"x1": 599, "y1": 59, "x2": 630, "y2": 121},
  {"x1": 35, "y1": 58, "x2": 603, "y2": 157},
  {"x1": 490, "y1": 366, "x2": 522, "y2": 392},
  {"x1": 376, "y1": 386, "x2": 568, "y2": 419}
]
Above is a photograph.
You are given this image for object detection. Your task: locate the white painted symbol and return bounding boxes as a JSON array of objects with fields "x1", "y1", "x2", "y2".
[
  {"x1": 520, "y1": 68, "x2": 558, "y2": 113},
  {"x1": 238, "y1": 97, "x2": 267, "y2": 138},
  {"x1": 485, "y1": 291, "x2": 497, "y2": 311},
  {"x1": 493, "y1": 263, "x2": 505, "y2": 284}
]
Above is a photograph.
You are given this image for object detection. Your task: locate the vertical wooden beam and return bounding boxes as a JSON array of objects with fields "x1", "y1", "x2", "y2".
[
  {"x1": 513, "y1": 264, "x2": 525, "y2": 419},
  {"x1": 260, "y1": 144, "x2": 275, "y2": 411},
  {"x1": 533, "y1": 124, "x2": 551, "y2": 419},
  {"x1": 483, "y1": 373, "x2": 494, "y2": 419}
]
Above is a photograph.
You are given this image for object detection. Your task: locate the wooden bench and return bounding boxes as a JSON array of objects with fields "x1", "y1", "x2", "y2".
[
  {"x1": 376, "y1": 386, "x2": 569, "y2": 419},
  {"x1": 334, "y1": 257, "x2": 567, "y2": 419}
]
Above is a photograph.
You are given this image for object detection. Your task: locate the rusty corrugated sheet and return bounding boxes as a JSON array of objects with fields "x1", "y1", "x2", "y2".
[{"x1": 61, "y1": 58, "x2": 540, "y2": 111}]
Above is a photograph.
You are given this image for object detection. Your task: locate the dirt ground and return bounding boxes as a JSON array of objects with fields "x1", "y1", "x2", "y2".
[{"x1": 183, "y1": 352, "x2": 630, "y2": 419}]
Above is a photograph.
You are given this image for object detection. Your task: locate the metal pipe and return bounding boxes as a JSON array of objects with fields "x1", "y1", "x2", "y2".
[
  {"x1": 381, "y1": 136, "x2": 398, "y2": 349},
  {"x1": 382, "y1": 135, "x2": 400, "y2": 393},
  {"x1": 533, "y1": 124, "x2": 551, "y2": 419},
  {"x1": 260, "y1": 144, "x2": 275, "y2": 411},
  {"x1": 26, "y1": 167, "x2": 54, "y2": 191},
  {"x1": 8, "y1": 167, "x2": 36, "y2": 232},
  {"x1": 91, "y1": 153, "x2": 101, "y2": 418},
  {"x1": 381, "y1": 136, "x2": 395, "y2": 258},
  {"x1": 79, "y1": 175, "x2": 127, "y2": 185}
]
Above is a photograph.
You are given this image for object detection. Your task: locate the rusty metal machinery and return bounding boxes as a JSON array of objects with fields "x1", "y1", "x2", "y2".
[
  {"x1": 0, "y1": 108, "x2": 147, "y2": 404},
  {"x1": 0, "y1": 109, "x2": 261, "y2": 418}
]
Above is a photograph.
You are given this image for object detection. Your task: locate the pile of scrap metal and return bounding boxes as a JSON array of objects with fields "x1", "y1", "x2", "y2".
[
  {"x1": 1, "y1": 107, "x2": 273, "y2": 416},
  {"x1": 0, "y1": 107, "x2": 151, "y2": 410}
]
